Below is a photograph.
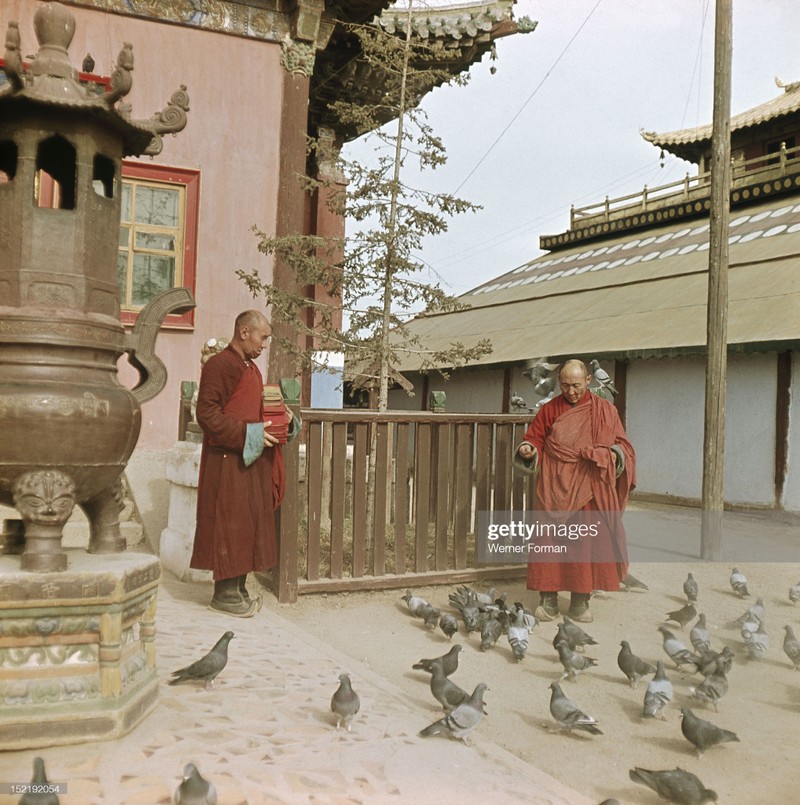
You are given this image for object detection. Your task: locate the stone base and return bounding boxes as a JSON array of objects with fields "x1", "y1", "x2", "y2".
[{"x1": 0, "y1": 550, "x2": 160, "y2": 750}]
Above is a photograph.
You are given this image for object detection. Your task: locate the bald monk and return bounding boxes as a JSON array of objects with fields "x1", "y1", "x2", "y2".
[{"x1": 514, "y1": 359, "x2": 635, "y2": 623}]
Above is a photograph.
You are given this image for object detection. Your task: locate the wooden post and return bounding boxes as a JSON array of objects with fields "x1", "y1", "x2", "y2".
[{"x1": 701, "y1": 0, "x2": 732, "y2": 560}]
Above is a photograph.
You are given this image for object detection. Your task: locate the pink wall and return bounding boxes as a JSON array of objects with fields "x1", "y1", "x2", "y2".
[{"x1": 7, "y1": 2, "x2": 285, "y2": 450}]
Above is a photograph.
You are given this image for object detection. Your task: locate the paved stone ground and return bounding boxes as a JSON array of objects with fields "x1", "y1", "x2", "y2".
[{"x1": 0, "y1": 573, "x2": 590, "y2": 805}]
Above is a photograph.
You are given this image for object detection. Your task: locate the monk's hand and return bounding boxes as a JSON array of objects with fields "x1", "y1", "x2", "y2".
[
  {"x1": 263, "y1": 421, "x2": 279, "y2": 447},
  {"x1": 284, "y1": 404, "x2": 294, "y2": 424},
  {"x1": 518, "y1": 443, "x2": 535, "y2": 461}
]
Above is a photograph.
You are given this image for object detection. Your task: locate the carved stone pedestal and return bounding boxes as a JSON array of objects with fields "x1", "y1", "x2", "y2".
[{"x1": 0, "y1": 551, "x2": 160, "y2": 750}]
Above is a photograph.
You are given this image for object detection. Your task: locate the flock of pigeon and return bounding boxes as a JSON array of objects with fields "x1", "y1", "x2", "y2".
[{"x1": 15, "y1": 568, "x2": 800, "y2": 803}]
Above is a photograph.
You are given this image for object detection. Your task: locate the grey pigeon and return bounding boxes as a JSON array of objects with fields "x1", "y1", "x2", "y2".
[
  {"x1": 402, "y1": 590, "x2": 430, "y2": 617},
  {"x1": 418, "y1": 603, "x2": 441, "y2": 629},
  {"x1": 510, "y1": 392, "x2": 528, "y2": 410},
  {"x1": 531, "y1": 389, "x2": 557, "y2": 413},
  {"x1": 666, "y1": 603, "x2": 697, "y2": 631},
  {"x1": 689, "y1": 614, "x2": 711, "y2": 654},
  {"x1": 679, "y1": 707, "x2": 740, "y2": 758},
  {"x1": 734, "y1": 596, "x2": 765, "y2": 626},
  {"x1": 617, "y1": 640, "x2": 655, "y2": 689},
  {"x1": 629, "y1": 767, "x2": 718, "y2": 804},
  {"x1": 548, "y1": 682, "x2": 602, "y2": 735},
  {"x1": 439, "y1": 612, "x2": 459, "y2": 640},
  {"x1": 169, "y1": 631, "x2": 234, "y2": 690},
  {"x1": 789, "y1": 582, "x2": 800, "y2": 605},
  {"x1": 331, "y1": 673, "x2": 360, "y2": 731},
  {"x1": 533, "y1": 373, "x2": 557, "y2": 398},
  {"x1": 429, "y1": 665, "x2": 468, "y2": 712},
  {"x1": 621, "y1": 572, "x2": 649, "y2": 592},
  {"x1": 782, "y1": 625, "x2": 800, "y2": 669},
  {"x1": 513, "y1": 601, "x2": 538, "y2": 632},
  {"x1": 562, "y1": 616, "x2": 597, "y2": 649},
  {"x1": 419, "y1": 682, "x2": 488, "y2": 743},
  {"x1": 589, "y1": 359, "x2": 618, "y2": 396},
  {"x1": 412, "y1": 644, "x2": 462, "y2": 677},
  {"x1": 556, "y1": 640, "x2": 598, "y2": 682},
  {"x1": 643, "y1": 660, "x2": 673, "y2": 720},
  {"x1": 18, "y1": 757, "x2": 59, "y2": 805},
  {"x1": 507, "y1": 606, "x2": 529, "y2": 660},
  {"x1": 174, "y1": 762, "x2": 217, "y2": 805},
  {"x1": 729, "y1": 567, "x2": 749, "y2": 598},
  {"x1": 697, "y1": 646, "x2": 733, "y2": 679},
  {"x1": 553, "y1": 622, "x2": 578, "y2": 652},
  {"x1": 742, "y1": 619, "x2": 768, "y2": 659},
  {"x1": 683, "y1": 572, "x2": 699, "y2": 603},
  {"x1": 480, "y1": 615, "x2": 503, "y2": 651},
  {"x1": 448, "y1": 588, "x2": 481, "y2": 633},
  {"x1": 689, "y1": 671, "x2": 729, "y2": 712},
  {"x1": 81, "y1": 52, "x2": 95, "y2": 74},
  {"x1": 658, "y1": 626, "x2": 700, "y2": 671}
]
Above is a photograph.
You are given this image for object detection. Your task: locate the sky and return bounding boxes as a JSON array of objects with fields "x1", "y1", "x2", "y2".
[{"x1": 345, "y1": 0, "x2": 800, "y2": 299}]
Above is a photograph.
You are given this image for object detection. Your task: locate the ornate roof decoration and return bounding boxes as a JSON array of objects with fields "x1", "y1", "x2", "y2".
[
  {"x1": 642, "y1": 77, "x2": 800, "y2": 163},
  {"x1": 0, "y1": 1, "x2": 189, "y2": 157}
]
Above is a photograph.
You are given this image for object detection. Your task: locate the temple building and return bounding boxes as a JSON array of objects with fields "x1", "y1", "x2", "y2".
[{"x1": 390, "y1": 76, "x2": 800, "y2": 513}]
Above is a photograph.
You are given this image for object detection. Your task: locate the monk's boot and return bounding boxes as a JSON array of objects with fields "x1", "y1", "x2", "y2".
[
  {"x1": 209, "y1": 577, "x2": 258, "y2": 618},
  {"x1": 534, "y1": 591, "x2": 559, "y2": 622},
  {"x1": 567, "y1": 592, "x2": 593, "y2": 623},
  {"x1": 237, "y1": 574, "x2": 263, "y2": 613}
]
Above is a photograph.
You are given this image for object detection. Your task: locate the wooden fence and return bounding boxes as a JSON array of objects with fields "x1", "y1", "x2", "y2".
[{"x1": 272, "y1": 410, "x2": 536, "y2": 602}]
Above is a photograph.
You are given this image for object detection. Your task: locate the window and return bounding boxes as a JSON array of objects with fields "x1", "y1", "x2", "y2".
[{"x1": 119, "y1": 161, "x2": 199, "y2": 328}]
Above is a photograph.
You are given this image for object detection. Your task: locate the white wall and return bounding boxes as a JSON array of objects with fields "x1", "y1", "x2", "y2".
[
  {"x1": 389, "y1": 367, "x2": 507, "y2": 412},
  {"x1": 782, "y1": 352, "x2": 800, "y2": 510},
  {"x1": 626, "y1": 353, "x2": 777, "y2": 505}
]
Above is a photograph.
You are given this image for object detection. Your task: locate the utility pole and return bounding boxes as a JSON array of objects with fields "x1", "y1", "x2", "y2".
[{"x1": 701, "y1": 0, "x2": 732, "y2": 560}]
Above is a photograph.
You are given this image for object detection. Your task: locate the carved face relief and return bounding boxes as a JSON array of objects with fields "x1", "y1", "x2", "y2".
[{"x1": 13, "y1": 470, "x2": 75, "y2": 526}]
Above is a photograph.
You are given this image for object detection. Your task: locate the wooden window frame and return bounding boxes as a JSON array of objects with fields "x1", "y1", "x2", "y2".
[{"x1": 120, "y1": 161, "x2": 199, "y2": 329}]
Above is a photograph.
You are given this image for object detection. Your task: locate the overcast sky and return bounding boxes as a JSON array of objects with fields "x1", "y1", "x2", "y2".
[{"x1": 345, "y1": 0, "x2": 800, "y2": 299}]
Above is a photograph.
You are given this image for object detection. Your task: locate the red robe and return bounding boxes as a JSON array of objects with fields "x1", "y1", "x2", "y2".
[
  {"x1": 521, "y1": 390, "x2": 636, "y2": 593},
  {"x1": 190, "y1": 346, "x2": 280, "y2": 579}
]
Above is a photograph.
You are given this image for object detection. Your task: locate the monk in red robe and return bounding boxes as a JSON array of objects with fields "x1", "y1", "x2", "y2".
[
  {"x1": 514, "y1": 359, "x2": 635, "y2": 623},
  {"x1": 190, "y1": 310, "x2": 297, "y2": 617}
]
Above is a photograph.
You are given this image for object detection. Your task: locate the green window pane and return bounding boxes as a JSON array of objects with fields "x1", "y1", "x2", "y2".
[
  {"x1": 131, "y1": 253, "x2": 175, "y2": 306},
  {"x1": 119, "y1": 225, "x2": 130, "y2": 248},
  {"x1": 117, "y1": 252, "x2": 128, "y2": 299},
  {"x1": 134, "y1": 231, "x2": 176, "y2": 251},
  {"x1": 134, "y1": 186, "x2": 178, "y2": 227},
  {"x1": 120, "y1": 183, "x2": 131, "y2": 222}
]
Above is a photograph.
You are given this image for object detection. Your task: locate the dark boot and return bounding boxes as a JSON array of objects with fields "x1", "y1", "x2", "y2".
[
  {"x1": 237, "y1": 574, "x2": 263, "y2": 612},
  {"x1": 534, "y1": 591, "x2": 559, "y2": 621},
  {"x1": 567, "y1": 592, "x2": 593, "y2": 623},
  {"x1": 209, "y1": 577, "x2": 258, "y2": 617}
]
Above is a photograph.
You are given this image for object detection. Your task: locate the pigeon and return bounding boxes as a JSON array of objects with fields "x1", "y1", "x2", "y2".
[
  {"x1": 729, "y1": 567, "x2": 749, "y2": 597},
  {"x1": 621, "y1": 572, "x2": 649, "y2": 592},
  {"x1": 789, "y1": 582, "x2": 800, "y2": 605},
  {"x1": 742, "y1": 620, "x2": 768, "y2": 660},
  {"x1": 533, "y1": 373, "x2": 557, "y2": 398},
  {"x1": 510, "y1": 392, "x2": 528, "y2": 410},
  {"x1": 589, "y1": 359, "x2": 617, "y2": 396},
  {"x1": 418, "y1": 603, "x2": 441, "y2": 629},
  {"x1": 556, "y1": 640, "x2": 598, "y2": 682},
  {"x1": 448, "y1": 588, "x2": 481, "y2": 633},
  {"x1": 169, "y1": 631, "x2": 234, "y2": 689},
  {"x1": 412, "y1": 645, "x2": 462, "y2": 677},
  {"x1": 782, "y1": 625, "x2": 800, "y2": 669},
  {"x1": 643, "y1": 660, "x2": 673, "y2": 720},
  {"x1": 683, "y1": 572, "x2": 699, "y2": 603},
  {"x1": 419, "y1": 682, "x2": 488, "y2": 743},
  {"x1": 617, "y1": 640, "x2": 656, "y2": 689},
  {"x1": 629, "y1": 767, "x2": 718, "y2": 804},
  {"x1": 174, "y1": 762, "x2": 217, "y2": 805},
  {"x1": 531, "y1": 389, "x2": 557, "y2": 413},
  {"x1": 82, "y1": 52, "x2": 96, "y2": 74},
  {"x1": 513, "y1": 601, "x2": 538, "y2": 632},
  {"x1": 734, "y1": 597, "x2": 765, "y2": 627},
  {"x1": 658, "y1": 626, "x2": 700, "y2": 671},
  {"x1": 522, "y1": 359, "x2": 558, "y2": 386},
  {"x1": 507, "y1": 606, "x2": 529, "y2": 661},
  {"x1": 439, "y1": 613, "x2": 459, "y2": 640},
  {"x1": 562, "y1": 616, "x2": 597, "y2": 649},
  {"x1": 18, "y1": 757, "x2": 59, "y2": 805},
  {"x1": 548, "y1": 682, "x2": 602, "y2": 735},
  {"x1": 689, "y1": 671, "x2": 729, "y2": 712},
  {"x1": 553, "y1": 622, "x2": 578, "y2": 652},
  {"x1": 402, "y1": 590, "x2": 430, "y2": 617},
  {"x1": 480, "y1": 615, "x2": 503, "y2": 651},
  {"x1": 679, "y1": 707, "x2": 740, "y2": 758},
  {"x1": 689, "y1": 614, "x2": 711, "y2": 654},
  {"x1": 331, "y1": 673, "x2": 360, "y2": 731},
  {"x1": 429, "y1": 666, "x2": 468, "y2": 712},
  {"x1": 666, "y1": 603, "x2": 697, "y2": 631},
  {"x1": 697, "y1": 646, "x2": 734, "y2": 679}
]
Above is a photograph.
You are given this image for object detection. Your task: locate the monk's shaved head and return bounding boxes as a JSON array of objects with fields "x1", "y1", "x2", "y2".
[
  {"x1": 559, "y1": 359, "x2": 591, "y2": 404},
  {"x1": 559, "y1": 359, "x2": 589, "y2": 379},
  {"x1": 234, "y1": 309, "x2": 268, "y2": 334}
]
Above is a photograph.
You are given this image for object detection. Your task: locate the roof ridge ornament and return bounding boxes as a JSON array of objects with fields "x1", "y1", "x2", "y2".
[{"x1": 775, "y1": 75, "x2": 800, "y2": 93}]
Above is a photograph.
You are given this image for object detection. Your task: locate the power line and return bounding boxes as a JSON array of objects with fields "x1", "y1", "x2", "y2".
[{"x1": 451, "y1": 0, "x2": 605, "y2": 195}]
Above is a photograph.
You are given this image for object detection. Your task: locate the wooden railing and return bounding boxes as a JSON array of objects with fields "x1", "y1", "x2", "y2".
[
  {"x1": 272, "y1": 410, "x2": 535, "y2": 602},
  {"x1": 570, "y1": 141, "x2": 800, "y2": 228}
]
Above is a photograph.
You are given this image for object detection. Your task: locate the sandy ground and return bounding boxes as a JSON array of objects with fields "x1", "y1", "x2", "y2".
[{"x1": 276, "y1": 558, "x2": 800, "y2": 804}]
